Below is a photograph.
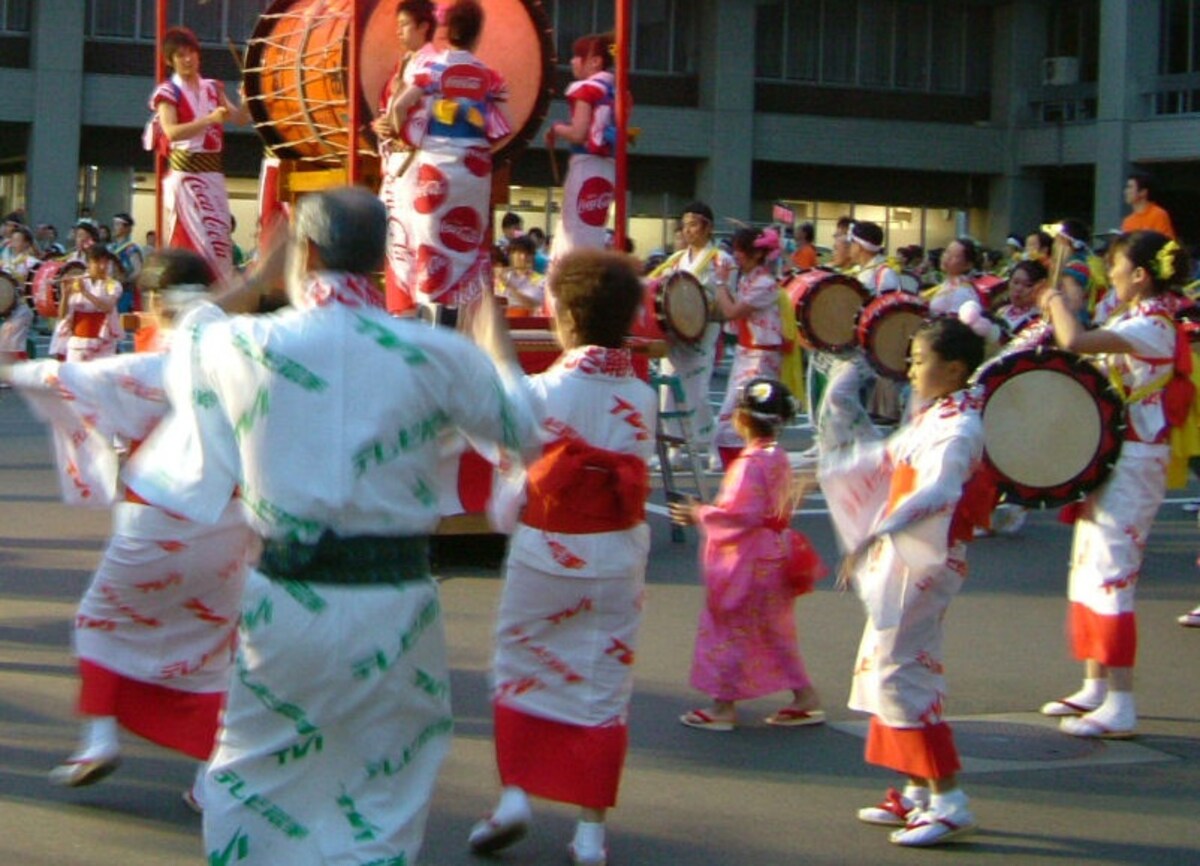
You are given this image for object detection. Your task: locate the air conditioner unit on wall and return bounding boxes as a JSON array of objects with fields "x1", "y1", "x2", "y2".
[{"x1": 1042, "y1": 56, "x2": 1080, "y2": 86}]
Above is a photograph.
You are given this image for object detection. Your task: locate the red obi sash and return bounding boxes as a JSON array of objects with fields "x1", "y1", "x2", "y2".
[
  {"x1": 522, "y1": 437, "x2": 647, "y2": 534},
  {"x1": 73, "y1": 311, "x2": 107, "y2": 338}
]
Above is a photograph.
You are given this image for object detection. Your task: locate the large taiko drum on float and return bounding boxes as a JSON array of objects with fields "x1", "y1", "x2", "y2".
[
  {"x1": 784, "y1": 268, "x2": 869, "y2": 353},
  {"x1": 30, "y1": 261, "x2": 85, "y2": 318},
  {"x1": 243, "y1": 0, "x2": 554, "y2": 164},
  {"x1": 975, "y1": 347, "x2": 1125, "y2": 508},
  {"x1": 633, "y1": 271, "x2": 709, "y2": 345},
  {"x1": 856, "y1": 292, "x2": 929, "y2": 381}
]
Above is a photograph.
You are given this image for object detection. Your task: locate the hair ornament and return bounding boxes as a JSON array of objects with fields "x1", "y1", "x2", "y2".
[
  {"x1": 753, "y1": 227, "x2": 782, "y2": 262},
  {"x1": 1155, "y1": 239, "x2": 1179, "y2": 281}
]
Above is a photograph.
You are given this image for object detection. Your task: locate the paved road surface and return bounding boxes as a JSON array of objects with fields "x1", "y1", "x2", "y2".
[{"x1": 2, "y1": 376, "x2": 1198, "y2": 865}]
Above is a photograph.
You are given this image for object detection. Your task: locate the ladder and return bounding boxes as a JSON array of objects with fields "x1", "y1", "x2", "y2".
[{"x1": 651, "y1": 371, "x2": 711, "y2": 542}]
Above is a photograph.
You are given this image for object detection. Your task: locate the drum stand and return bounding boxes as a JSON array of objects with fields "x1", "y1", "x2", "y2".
[{"x1": 651, "y1": 372, "x2": 711, "y2": 543}]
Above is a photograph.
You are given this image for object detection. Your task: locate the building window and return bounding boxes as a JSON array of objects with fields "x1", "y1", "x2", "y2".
[
  {"x1": 1046, "y1": 0, "x2": 1099, "y2": 82},
  {"x1": 1, "y1": 0, "x2": 31, "y2": 33},
  {"x1": 85, "y1": 0, "x2": 272, "y2": 44},
  {"x1": 543, "y1": 0, "x2": 695, "y2": 74},
  {"x1": 1154, "y1": 0, "x2": 1200, "y2": 114},
  {"x1": 756, "y1": 0, "x2": 989, "y2": 95}
]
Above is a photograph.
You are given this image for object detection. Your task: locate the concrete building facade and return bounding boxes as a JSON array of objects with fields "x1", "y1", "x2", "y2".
[{"x1": 0, "y1": 0, "x2": 1198, "y2": 256}]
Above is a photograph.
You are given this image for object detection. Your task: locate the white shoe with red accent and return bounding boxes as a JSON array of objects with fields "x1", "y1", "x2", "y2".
[
  {"x1": 857, "y1": 787, "x2": 926, "y2": 826},
  {"x1": 889, "y1": 804, "x2": 977, "y2": 847}
]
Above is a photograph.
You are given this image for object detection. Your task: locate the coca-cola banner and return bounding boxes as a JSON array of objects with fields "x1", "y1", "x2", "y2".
[
  {"x1": 550, "y1": 153, "x2": 616, "y2": 264},
  {"x1": 164, "y1": 169, "x2": 234, "y2": 281}
]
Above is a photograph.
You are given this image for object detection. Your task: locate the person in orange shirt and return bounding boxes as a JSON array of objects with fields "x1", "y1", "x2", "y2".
[
  {"x1": 1121, "y1": 171, "x2": 1176, "y2": 239},
  {"x1": 790, "y1": 221, "x2": 819, "y2": 270}
]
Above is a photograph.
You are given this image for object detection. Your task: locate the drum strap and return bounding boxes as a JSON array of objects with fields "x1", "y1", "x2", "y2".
[{"x1": 648, "y1": 248, "x2": 718, "y2": 281}]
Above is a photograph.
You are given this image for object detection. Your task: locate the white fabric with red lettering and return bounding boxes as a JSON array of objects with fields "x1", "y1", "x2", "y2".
[
  {"x1": 549, "y1": 153, "x2": 615, "y2": 262},
  {"x1": 494, "y1": 345, "x2": 654, "y2": 725}
]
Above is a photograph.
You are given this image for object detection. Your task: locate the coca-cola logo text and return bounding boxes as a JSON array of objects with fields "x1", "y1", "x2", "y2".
[
  {"x1": 440, "y1": 65, "x2": 487, "y2": 101},
  {"x1": 464, "y1": 147, "x2": 491, "y2": 178},
  {"x1": 417, "y1": 244, "x2": 451, "y2": 298},
  {"x1": 576, "y1": 177, "x2": 614, "y2": 228},
  {"x1": 439, "y1": 206, "x2": 483, "y2": 253},
  {"x1": 414, "y1": 163, "x2": 449, "y2": 214}
]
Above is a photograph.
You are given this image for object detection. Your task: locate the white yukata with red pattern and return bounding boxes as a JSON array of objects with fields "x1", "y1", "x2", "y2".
[
  {"x1": 9, "y1": 349, "x2": 251, "y2": 760},
  {"x1": 712, "y1": 266, "x2": 783, "y2": 454},
  {"x1": 491, "y1": 345, "x2": 655, "y2": 809},
  {"x1": 1066, "y1": 298, "x2": 1174, "y2": 669},
  {"x1": 124, "y1": 272, "x2": 537, "y2": 866},
  {"x1": 381, "y1": 47, "x2": 509, "y2": 313},
  {"x1": 0, "y1": 296, "x2": 33, "y2": 360},
  {"x1": 926, "y1": 277, "x2": 981, "y2": 317},
  {"x1": 821, "y1": 390, "x2": 985, "y2": 779},
  {"x1": 50, "y1": 277, "x2": 124, "y2": 361}
]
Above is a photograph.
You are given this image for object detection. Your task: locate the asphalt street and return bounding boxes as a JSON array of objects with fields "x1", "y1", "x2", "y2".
[{"x1": 1, "y1": 367, "x2": 1199, "y2": 865}]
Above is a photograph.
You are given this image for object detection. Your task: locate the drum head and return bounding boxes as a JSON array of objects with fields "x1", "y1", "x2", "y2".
[
  {"x1": 787, "y1": 271, "x2": 867, "y2": 352},
  {"x1": 659, "y1": 272, "x2": 708, "y2": 343},
  {"x1": 866, "y1": 308, "x2": 925, "y2": 380},
  {"x1": 978, "y1": 347, "x2": 1125, "y2": 508},
  {"x1": 0, "y1": 271, "x2": 17, "y2": 315},
  {"x1": 362, "y1": 0, "x2": 554, "y2": 163}
]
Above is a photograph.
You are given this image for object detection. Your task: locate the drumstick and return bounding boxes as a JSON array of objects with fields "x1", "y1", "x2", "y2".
[
  {"x1": 1048, "y1": 240, "x2": 1070, "y2": 294},
  {"x1": 226, "y1": 38, "x2": 245, "y2": 74}
]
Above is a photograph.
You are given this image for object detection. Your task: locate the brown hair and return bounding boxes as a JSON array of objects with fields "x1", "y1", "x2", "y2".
[
  {"x1": 397, "y1": 0, "x2": 436, "y2": 37},
  {"x1": 163, "y1": 27, "x2": 200, "y2": 66},
  {"x1": 446, "y1": 0, "x2": 484, "y2": 49},
  {"x1": 550, "y1": 249, "x2": 642, "y2": 348},
  {"x1": 572, "y1": 32, "x2": 615, "y2": 70}
]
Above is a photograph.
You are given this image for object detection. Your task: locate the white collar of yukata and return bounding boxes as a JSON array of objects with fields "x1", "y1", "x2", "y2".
[
  {"x1": 298, "y1": 271, "x2": 385, "y2": 312},
  {"x1": 557, "y1": 344, "x2": 636, "y2": 377}
]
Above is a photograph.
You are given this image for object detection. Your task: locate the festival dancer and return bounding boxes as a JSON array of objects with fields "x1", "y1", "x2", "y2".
[
  {"x1": 50, "y1": 246, "x2": 123, "y2": 362},
  {"x1": 821, "y1": 316, "x2": 992, "y2": 847},
  {"x1": 0, "y1": 223, "x2": 40, "y2": 282},
  {"x1": 376, "y1": 0, "x2": 511, "y2": 315},
  {"x1": 1036, "y1": 231, "x2": 1191, "y2": 738},
  {"x1": 123, "y1": 187, "x2": 537, "y2": 865},
  {"x1": 547, "y1": 32, "x2": 620, "y2": 263},
  {"x1": 469, "y1": 249, "x2": 654, "y2": 866},
  {"x1": 924, "y1": 238, "x2": 982, "y2": 316},
  {"x1": 673, "y1": 378, "x2": 825, "y2": 732},
  {"x1": 710, "y1": 227, "x2": 786, "y2": 468},
  {"x1": 994, "y1": 259, "x2": 1045, "y2": 337},
  {"x1": 149, "y1": 26, "x2": 248, "y2": 281},
  {"x1": 646, "y1": 200, "x2": 734, "y2": 468},
  {"x1": 1, "y1": 249, "x2": 253, "y2": 806}
]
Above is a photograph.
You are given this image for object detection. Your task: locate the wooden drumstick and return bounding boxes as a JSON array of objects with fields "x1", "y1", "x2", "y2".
[
  {"x1": 226, "y1": 38, "x2": 246, "y2": 74},
  {"x1": 1048, "y1": 239, "x2": 1070, "y2": 294}
]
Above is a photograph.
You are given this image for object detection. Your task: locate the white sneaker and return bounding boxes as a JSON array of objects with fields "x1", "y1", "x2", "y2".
[
  {"x1": 857, "y1": 787, "x2": 925, "y2": 826},
  {"x1": 991, "y1": 504, "x2": 1027, "y2": 536},
  {"x1": 467, "y1": 802, "x2": 532, "y2": 854},
  {"x1": 889, "y1": 804, "x2": 977, "y2": 847}
]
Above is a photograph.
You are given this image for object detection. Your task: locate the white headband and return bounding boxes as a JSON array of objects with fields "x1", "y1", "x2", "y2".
[{"x1": 848, "y1": 230, "x2": 881, "y2": 253}]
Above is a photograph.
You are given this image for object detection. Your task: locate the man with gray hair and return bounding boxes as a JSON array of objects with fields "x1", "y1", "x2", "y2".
[{"x1": 125, "y1": 186, "x2": 538, "y2": 865}]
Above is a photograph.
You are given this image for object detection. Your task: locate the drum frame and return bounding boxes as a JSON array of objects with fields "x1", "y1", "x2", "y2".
[
  {"x1": 785, "y1": 268, "x2": 869, "y2": 354},
  {"x1": 0, "y1": 269, "x2": 18, "y2": 316},
  {"x1": 856, "y1": 292, "x2": 929, "y2": 381},
  {"x1": 654, "y1": 271, "x2": 708, "y2": 344},
  {"x1": 976, "y1": 346, "x2": 1126, "y2": 508},
  {"x1": 30, "y1": 260, "x2": 86, "y2": 318}
]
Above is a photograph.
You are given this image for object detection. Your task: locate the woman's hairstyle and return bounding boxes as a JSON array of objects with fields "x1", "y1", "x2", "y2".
[
  {"x1": 162, "y1": 27, "x2": 200, "y2": 63},
  {"x1": 572, "y1": 32, "x2": 615, "y2": 70},
  {"x1": 397, "y1": 0, "x2": 436, "y2": 36},
  {"x1": 85, "y1": 245, "x2": 116, "y2": 264},
  {"x1": 549, "y1": 249, "x2": 642, "y2": 348},
  {"x1": 446, "y1": 0, "x2": 484, "y2": 49},
  {"x1": 507, "y1": 234, "x2": 535, "y2": 257},
  {"x1": 1027, "y1": 230, "x2": 1053, "y2": 254},
  {"x1": 914, "y1": 316, "x2": 985, "y2": 378},
  {"x1": 681, "y1": 201, "x2": 714, "y2": 225},
  {"x1": 737, "y1": 377, "x2": 795, "y2": 436},
  {"x1": 951, "y1": 237, "x2": 980, "y2": 270},
  {"x1": 730, "y1": 226, "x2": 767, "y2": 261},
  {"x1": 10, "y1": 225, "x2": 33, "y2": 244},
  {"x1": 1111, "y1": 230, "x2": 1193, "y2": 294},
  {"x1": 1009, "y1": 258, "x2": 1048, "y2": 284}
]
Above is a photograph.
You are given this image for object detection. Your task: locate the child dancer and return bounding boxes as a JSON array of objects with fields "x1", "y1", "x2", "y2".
[
  {"x1": 51, "y1": 246, "x2": 123, "y2": 361},
  {"x1": 470, "y1": 249, "x2": 656, "y2": 866},
  {"x1": 821, "y1": 317, "x2": 990, "y2": 847},
  {"x1": 1037, "y1": 231, "x2": 1190, "y2": 737},
  {"x1": 672, "y1": 378, "x2": 825, "y2": 731},
  {"x1": 711, "y1": 227, "x2": 786, "y2": 468}
]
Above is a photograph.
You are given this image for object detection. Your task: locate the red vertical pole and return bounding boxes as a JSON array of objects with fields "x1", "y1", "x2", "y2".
[
  {"x1": 155, "y1": 0, "x2": 167, "y2": 245},
  {"x1": 347, "y1": 0, "x2": 362, "y2": 186},
  {"x1": 614, "y1": 0, "x2": 630, "y2": 250}
]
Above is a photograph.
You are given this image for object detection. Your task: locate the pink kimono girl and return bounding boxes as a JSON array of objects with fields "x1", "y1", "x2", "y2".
[
  {"x1": 51, "y1": 246, "x2": 123, "y2": 362},
  {"x1": 671, "y1": 378, "x2": 825, "y2": 731}
]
